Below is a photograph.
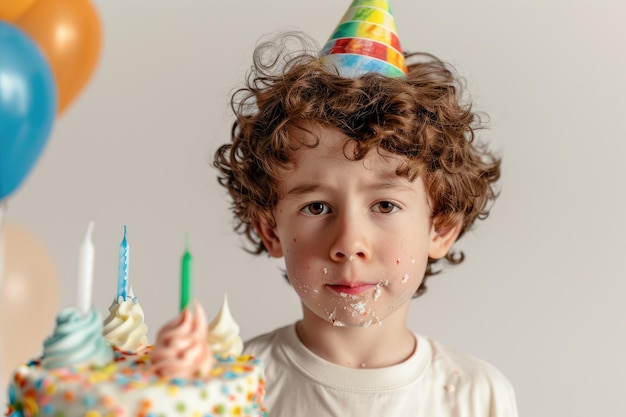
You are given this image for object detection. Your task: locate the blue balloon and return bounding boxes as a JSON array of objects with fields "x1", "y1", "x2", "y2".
[{"x1": 0, "y1": 21, "x2": 57, "y2": 201}]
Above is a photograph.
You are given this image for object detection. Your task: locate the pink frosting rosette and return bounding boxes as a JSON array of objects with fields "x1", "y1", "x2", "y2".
[{"x1": 150, "y1": 302, "x2": 214, "y2": 379}]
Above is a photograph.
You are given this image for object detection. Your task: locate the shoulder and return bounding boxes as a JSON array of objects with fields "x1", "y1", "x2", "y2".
[
  {"x1": 421, "y1": 335, "x2": 519, "y2": 416},
  {"x1": 427, "y1": 336, "x2": 512, "y2": 383},
  {"x1": 243, "y1": 324, "x2": 303, "y2": 396},
  {"x1": 244, "y1": 324, "x2": 293, "y2": 358}
]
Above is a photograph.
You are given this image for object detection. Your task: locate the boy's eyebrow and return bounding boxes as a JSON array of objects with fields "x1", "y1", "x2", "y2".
[
  {"x1": 283, "y1": 183, "x2": 322, "y2": 199},
  {"x1": 283, "y1": 179, "x2": 418, "y2": 199},
  {"x1": 367, "y1": 181, "x2": 418, "y2": 194}
]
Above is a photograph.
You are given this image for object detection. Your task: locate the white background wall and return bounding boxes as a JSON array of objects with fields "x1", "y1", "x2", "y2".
[{"x1": 3, "y1": 0, "x2": 625, "y2": 415}]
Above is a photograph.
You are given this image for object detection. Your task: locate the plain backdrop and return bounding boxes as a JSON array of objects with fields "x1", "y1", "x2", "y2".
[{"x1": 2, "y1": 0, "x2": 625, "y2": 415}]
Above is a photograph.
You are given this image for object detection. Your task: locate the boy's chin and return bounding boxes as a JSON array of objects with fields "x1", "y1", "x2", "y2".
[
  {"x1": 302, "y1": 292, "x2": 414, "y2": 329},
  {"x1": 320, "y1": 305, "x2": 384, "y2": 329},
  {"x1": 325, "y1": 318, "x2": 381, "y2": 328}
]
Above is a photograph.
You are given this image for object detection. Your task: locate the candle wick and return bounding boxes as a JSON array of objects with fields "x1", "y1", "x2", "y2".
[{"x1": 87, "y1": 221, "x2": 95, "y2": 239}]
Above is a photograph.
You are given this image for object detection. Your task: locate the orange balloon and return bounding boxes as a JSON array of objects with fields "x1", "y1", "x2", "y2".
[
  {"x1": 0, "y1": 0, "x2": 37, "y2": 20},
  {"x1": 0, "y1": 223, "x2": 59, "y2": 383},
  {"x1": 15, "y1": 0, "x2": 102, "y2": 114}
]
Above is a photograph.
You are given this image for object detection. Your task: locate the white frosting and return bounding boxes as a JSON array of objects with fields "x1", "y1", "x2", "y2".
[
  {"x1": 102, "y1": 297, "x2": 148, "y2": 352},
  {"x1": 208, "y1": 294, "x2": 243, "y2": 357}
]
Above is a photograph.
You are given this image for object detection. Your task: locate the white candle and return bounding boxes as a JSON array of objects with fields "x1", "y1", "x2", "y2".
[{"x1": 77, "y1": 221, "x2": 95, "y2": 316}]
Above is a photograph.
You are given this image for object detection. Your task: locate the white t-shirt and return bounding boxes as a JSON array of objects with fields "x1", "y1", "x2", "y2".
[{"x1": 245, "y1": 324, "x2": 518, "y2": 417}]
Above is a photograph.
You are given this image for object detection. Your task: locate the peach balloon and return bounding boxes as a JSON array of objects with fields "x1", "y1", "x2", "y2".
[
  {"x1": 0, "y1": 0, "x2": 37, "y2": 20},
  {"x1": 15, "y1": 0, "x2": 103, "y2": 114},
  {"x1": 0, "y1": 223, "x2": 59, "y2": 383}
]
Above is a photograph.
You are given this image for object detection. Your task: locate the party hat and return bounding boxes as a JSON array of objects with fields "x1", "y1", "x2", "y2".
[{"x1": 320, "y1": 0, "x2": 408, "y2": 78}]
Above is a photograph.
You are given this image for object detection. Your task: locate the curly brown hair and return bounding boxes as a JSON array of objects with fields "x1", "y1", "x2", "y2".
[{"x1": 214, "y1": 33, "x2": 500, "y2": 297}]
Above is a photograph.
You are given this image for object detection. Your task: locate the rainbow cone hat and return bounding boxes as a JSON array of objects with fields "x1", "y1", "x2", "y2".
[{"x1": 320, "y1": 0, "x2": 408, "y2": 78}]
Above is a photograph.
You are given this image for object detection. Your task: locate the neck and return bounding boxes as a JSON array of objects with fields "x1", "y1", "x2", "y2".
[{"x1": 296, "y1": 305, "x2": 416, "y2": 369}]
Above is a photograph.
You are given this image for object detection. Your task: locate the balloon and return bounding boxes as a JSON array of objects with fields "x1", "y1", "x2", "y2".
[
  {"x1": 15, "y1": 0, "x2": 102, "y2": 115},
  {"x1": 0, "y1": 22, "x2": 57, "y2": 202},
  {"x1": 0, "y1": 0, "x2": 37, "y2": 21},
  {"x1": 0, "y1": 223, "x2": 59, "y2": 383}
]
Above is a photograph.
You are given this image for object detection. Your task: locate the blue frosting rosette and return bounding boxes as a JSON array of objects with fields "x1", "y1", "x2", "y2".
[{"x1": 41, "y1": 306, "x2": 113, "y2": 369}]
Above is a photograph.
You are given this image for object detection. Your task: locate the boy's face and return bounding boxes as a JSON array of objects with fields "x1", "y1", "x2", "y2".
[{"x1": 256, "y1": 126, "x2": 459, "y2": 328}]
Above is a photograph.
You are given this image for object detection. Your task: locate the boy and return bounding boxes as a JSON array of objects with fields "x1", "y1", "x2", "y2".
[{"x1": 214, "y1": 1, "x2": 517, "y2": 415}]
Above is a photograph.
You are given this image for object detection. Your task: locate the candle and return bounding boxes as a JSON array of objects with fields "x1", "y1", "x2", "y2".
[
  {"x1": 77, "y1": 221, "x2": 95, "y2": 316},
  {"x1": 180, "y1": 234, "x2": 192, "y2": 311},
  {"x1": 117, "y1": 225, "x2": 129, "y2": 302}
]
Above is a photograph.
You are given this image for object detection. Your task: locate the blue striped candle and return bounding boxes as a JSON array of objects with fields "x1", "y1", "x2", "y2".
[{"x1": 117, "y1": 225, "x2": 129, "y2": 302}]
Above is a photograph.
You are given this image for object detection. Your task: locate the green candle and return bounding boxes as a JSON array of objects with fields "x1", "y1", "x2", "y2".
[{"x1": 180, "y1": 234, "x2": 192, "y2": 311}]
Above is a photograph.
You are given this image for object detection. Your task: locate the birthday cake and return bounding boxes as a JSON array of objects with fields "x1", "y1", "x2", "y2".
[
  {"x1": 5, "y1": 226, "x2": 265, "y2": 417},
  {"x1": 5, "y1": 297, "x2": 265, "y2": 417}
]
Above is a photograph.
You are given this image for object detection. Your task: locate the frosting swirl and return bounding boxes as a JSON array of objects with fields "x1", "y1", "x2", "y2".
[
  {"x1": 150, "y1": 302, "x2": 214, "y2": 379},
  {"x1": 102, "y1": 297, "x2": 149, "y2": 352},
  {"x1": 208, "y1": 294, "x2": 243, "y2": 357},
  {"x1": 41, "y1": 307, "x2": 113, "y2": 369}
]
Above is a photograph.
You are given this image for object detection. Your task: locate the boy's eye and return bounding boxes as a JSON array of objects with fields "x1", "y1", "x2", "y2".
[
  {"x1": 302, "y1": 202, "x2": 330, "y2": 216},
  {"x1": 372, "y1": 201, "x2": 399, "y2": 214}
]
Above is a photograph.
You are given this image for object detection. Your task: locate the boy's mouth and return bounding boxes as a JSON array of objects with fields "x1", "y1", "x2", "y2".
[{"x1": 327, "y1": 282, "x2": 376, "y2": 296}]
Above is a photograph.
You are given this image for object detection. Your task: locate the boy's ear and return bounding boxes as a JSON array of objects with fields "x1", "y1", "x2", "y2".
[
  {"x1": 428, "y1": 223, "x2": 462, "y2": 259},
  {"x1": 254, "y1": 220, "x2": 283, "y2": 258}
]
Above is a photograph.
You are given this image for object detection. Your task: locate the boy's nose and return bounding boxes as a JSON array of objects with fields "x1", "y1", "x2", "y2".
[{"x1": 329, "y1": 214, "x2": 371, "y2": 262}]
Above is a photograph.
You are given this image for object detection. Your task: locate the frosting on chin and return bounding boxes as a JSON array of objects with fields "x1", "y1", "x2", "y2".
[
  {"x1": 41, "y1": 307, "x2": 114, "y2": 369},
  {"x1": 102, "y1": 297, "x2": 149, "y2": 352},
  {"x1": 150, "y1": 302, "x2": 214, "y2": 379},
  {"x1": 208, "y1": 294, "x2": 243, "y2": 357}
]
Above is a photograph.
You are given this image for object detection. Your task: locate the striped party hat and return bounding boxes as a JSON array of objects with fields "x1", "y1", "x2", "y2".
[{"x1": 320, "y1": 0, "x2": 408, "y2": 78}]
